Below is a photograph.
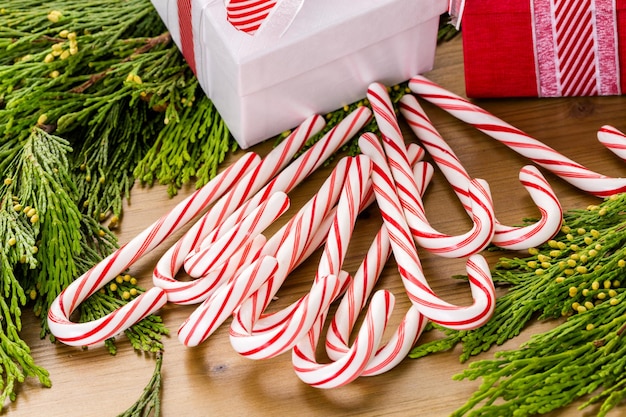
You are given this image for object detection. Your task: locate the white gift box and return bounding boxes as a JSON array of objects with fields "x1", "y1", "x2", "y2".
[{"x1": 151, "y1": 0, "x2": 447, "y2": 148}]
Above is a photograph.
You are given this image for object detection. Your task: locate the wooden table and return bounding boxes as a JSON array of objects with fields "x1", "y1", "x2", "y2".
[{"x1": 10, "y1": 35, "x2": 626, "y2": 417}]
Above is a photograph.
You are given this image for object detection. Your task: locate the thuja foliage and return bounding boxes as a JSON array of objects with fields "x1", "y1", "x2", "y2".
[{"x1": 411, "y1": 194, "x2": 626, "y2": 416}]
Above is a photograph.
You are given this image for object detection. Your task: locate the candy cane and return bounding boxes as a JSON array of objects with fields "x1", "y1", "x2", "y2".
[
  {"x1": 179, "y1": 157, "x2": 349, "y2": 348},
  {"x1": 399, "y1": 94, "x2": 562, "y2": 250},
  {"x1": 230, "y1": 157, "x2": 349, "y2": 340},
  {"x1": 409, "y1": 75, "x2": 626, "y2": 198},
  {"x1": 186, "y1": 106, "x2": 372, "y2": 262},
  {"x1": 183, "y1": 192, "x2": 289, "y2": 278},
  {"x1": 159, "y1": 192, "x2": 289, "y2": 307},
  {"x1": 324, "y1": 168, "x2": 432, "y2": 377},
  {"x1": 359, "y1": 132, "x2": 496, "y2": 330},
  {"x1": 597, "y1": 125, "x2": 626, "y2": 162},
  {"x1": 291, "y1": 149, "x2": 437, "y2": 387},
  {"x1": 153, "y1": 115, "x2": 324, "y2": 304},
  {"x1": 367, "y1": 82, "x2": 495, "y2": 258},
  {"x1": 48, "y1": 153, "x2": 260, "y2": 346},
  {"x1": 317, "y1": 155, "x2": 371, "y2": 278},
  {"x1": 177, "y1": 256, "x2": 279, "y2": 347},
  {"x1": 233, "y1": 147, "x2": 420, "y2": 344},
  {"x1": 229, "y1": 158, "x2": 357, "y2": 358},
  {"x1": 230, "y1": 272, "x2": 350, "y2": 360},
  {"x1": 292, "y1": 290, "x2": 394, "y2": 388}
]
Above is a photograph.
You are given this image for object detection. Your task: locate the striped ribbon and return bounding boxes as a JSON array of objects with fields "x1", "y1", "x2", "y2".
[
  {"x1": 177, "y1": 0, "x2": 196, "y2": 74},
  {"x1": 226, "y1": 0, "x2": 278, "y2": 34},
  {"x1": 449, "y1": 0, "x2": 621, "y2": 96},
  {"x1": 532, "y1": 0, "x2": 621, "y2": 96},
  {"x1": 175, "y1": 0, "x2": 279, "y2": 74}
]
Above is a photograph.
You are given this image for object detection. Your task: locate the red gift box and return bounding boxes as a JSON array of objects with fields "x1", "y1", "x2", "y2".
[{"x1": 451, "y1": 0, "x2": 626, "y2": 98}]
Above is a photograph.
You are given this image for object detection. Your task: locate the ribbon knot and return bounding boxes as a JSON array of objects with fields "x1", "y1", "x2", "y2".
[{"x1": 226, "y1": 0, "x2": 277, "y2": 34}]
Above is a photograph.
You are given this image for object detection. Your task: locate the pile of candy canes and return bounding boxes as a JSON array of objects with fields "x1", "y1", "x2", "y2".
[{"x1": 48, "y1": 77, "x2": 626, "y2": 388}]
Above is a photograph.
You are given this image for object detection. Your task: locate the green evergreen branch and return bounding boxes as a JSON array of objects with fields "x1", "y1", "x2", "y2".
[
  {"x1": 117, "y1": 352, "x2": 163, "y2": 417},
  {"x1": 412, "y1": 194, "x2": 626, "y2": 416}
]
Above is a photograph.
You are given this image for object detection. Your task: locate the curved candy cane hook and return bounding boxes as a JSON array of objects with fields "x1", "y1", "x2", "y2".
[
  {"x1": 597, "y1": 125, "x2": 626, "y2": 162},
  {"x1": 182, "y1": 192, "x2": 289, "y2": 278},
  {"x1": 409, "y1": 75, "x2": 626, "y2": 198},
  {"x1": 399, "y1": 94, "x2": 562, "y2": 250},
  {"x1": 47, "y1": 153, "x2": 260, "y2": 346},
  {"x1": 231, "y1": 156, "x2": 377, "y2": 360},
  {"x1": 359, "y1": 132, "x2": 496, "y2": 330},
  {"x1": 367, "y1": 82, "x2": 495, "y2": 258},
  {"x1": 292, "y1": 290, "x2": 395, "y2": 388},
  {"x1": 288, "y1": 158, "x2": 395, "y2": 388}
]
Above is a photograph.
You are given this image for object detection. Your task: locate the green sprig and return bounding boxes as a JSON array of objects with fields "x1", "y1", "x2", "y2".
[
  {"x1": 117, "y1": 352, "x2": 163, "y2": 417},
  {"x1": 412, "y1": 194, "x2": 626, "y2": 416}
]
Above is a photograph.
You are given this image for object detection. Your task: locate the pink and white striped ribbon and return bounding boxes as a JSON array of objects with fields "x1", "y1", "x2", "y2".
[
  {"x1": 367, "y1": 82, "x2": 495, "y2": 258},
  {"x1": 359, "y1": 132, "x2": 496, "y2": 330},
  {"x1": 410, "y1": 75, "x2": 626, "y2": 198},
  {"x1": 399, "y1": 93, "x2": 562, "y2": 250},
  {"x1": 153, "y1": 115, "x2": 324, "y2": 305},
  {"x1": 226, "y1": 0, "x2": 277, "y2": 34},
  {"x1": 47, "y1": 153, "x2": 260, "y2": 346},
  {"x1": 447, "y1": 0, "x2": 465, "y2": 28},
  {"x1": 448, "y1": 0, "x2": 621, "y2": 96},
  {"x1": 532, "y1": 0, "x2": 621, "y2": 97}
]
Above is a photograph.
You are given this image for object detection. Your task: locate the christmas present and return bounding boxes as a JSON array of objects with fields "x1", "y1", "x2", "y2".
[
  {"x1": 449, "y1": 0, "x2": 626, "y2": 98},
  {"x1": 150, "y1": 0, "x2": 447, "y2": 148}
]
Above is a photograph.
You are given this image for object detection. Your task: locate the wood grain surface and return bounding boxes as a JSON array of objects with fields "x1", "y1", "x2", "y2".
[{"x1": 8, "y1": 35, "x2": 626, "y2": 417}]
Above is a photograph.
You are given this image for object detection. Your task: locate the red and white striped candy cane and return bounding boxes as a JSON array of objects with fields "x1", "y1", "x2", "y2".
[
  {"x1": 230, "y1": 272, "x2": 350, "y2": 360},
  {"x1": 229, "y1": 159, "x2": 355, "y2": 358},
  {"x1": 399, "y1": 94, "x2": 562, "y2": 250},
  {"x1": 360, "y1": 143, "x2": 426, "y2": 211},
  {"x1": 316, "y1": 155, "x2": 371, "y2": 279},
  {"x1": 292, "y1": 290, "x2": 394, "y2": 388},
  {"x1": 183, "y1": 192, "x2": 289, "y2": 278},
  {"x1": 324, "y1": 160, "x2": 432, "y2": 377},
  {"x1": 178, "y1": 155, "x2": 342, "y2": 345},
  {"x1": 158, "y1": 234, "x2": 268, "y2": 307},
  {"x1": 367, "y1": 82, "x2": 495, "y2": 258},
  {"x1": 409, "y1": 75, "x2": 626, "y2": 198},
  {"x1": 47, "y1": 153, "x2": 260, "y2": 346},
  {"x1": 598, "y1": 125, "x2": 626, "y2": 163},
  {"x1": 233, "y1": 149, "x2": 424, "y2": 371},
  {"x1": 359, "y1": 133, "x2": 496, "y2": 330},
  {"x1": 161, "y1": 192, "x2": 288, "y2": 308},
  {"x1": 177, "y1": 256, "x2": 279, "y2": 347},
  {"x1": 288, "y1": 156, "x2": 383, "y2": 387},
  {"x1": 153, "y1": 115, "x2": 324, "y2": 304},
  {"x1": 184, "y1": 106, "x2": 371, "y2": 266}
]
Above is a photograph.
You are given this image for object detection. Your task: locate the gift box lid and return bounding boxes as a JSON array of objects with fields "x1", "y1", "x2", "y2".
[{"x1": 197, "y1": 0, "x2": 446, "y2": 97}]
